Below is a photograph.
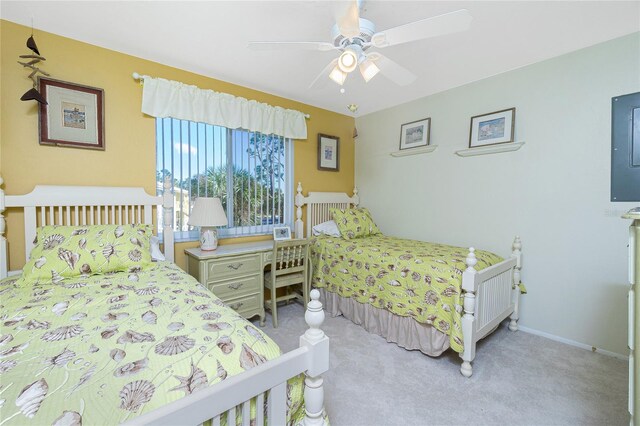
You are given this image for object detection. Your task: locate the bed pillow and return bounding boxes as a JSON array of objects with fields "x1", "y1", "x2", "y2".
[
  {"x1": 150, "y1": 235, "x2": 166, "y2": 261},
  {"x1": 330, "y1": 207, "x2": 381, "y2": 240},
  {"x1": 312, "y1": 220, "x2": 342, "y2": 237},
  {"x1": 20, "y1": 224, "x2": 154, "y2": 283}
]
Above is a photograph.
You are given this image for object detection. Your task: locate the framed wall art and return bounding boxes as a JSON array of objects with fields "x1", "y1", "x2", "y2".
[
  {"x1": 317, "y1": 133, "x2": 339, "y2": 171},
  {"x1": 399, "y1": 117, "x2": 430, "y2": 150},
  {"x1": 39, "y1": 77, "x2": 105, "y2": 150},
  {"x1": 469, "y1": 107, "x2": 515, "y2": 148}
]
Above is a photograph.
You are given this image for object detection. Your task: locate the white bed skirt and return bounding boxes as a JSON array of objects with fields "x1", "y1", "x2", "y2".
[{"x1": 318, "y1": 288, "x2": 450, "y2": 356}]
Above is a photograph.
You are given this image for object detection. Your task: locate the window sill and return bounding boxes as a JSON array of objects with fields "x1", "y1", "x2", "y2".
[{"x1": 158, "y1": 231, "x2": 274, "y2": 244}]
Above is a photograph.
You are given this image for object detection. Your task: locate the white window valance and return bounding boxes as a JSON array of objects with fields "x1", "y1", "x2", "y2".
[{"x1": 140, "y1": 76, "x2": 308, "y2": 139}]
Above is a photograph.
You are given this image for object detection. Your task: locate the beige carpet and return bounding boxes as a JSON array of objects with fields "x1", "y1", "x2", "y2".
[{"x1": 254, "y1": 303, "x2": 628, "y2": 426}]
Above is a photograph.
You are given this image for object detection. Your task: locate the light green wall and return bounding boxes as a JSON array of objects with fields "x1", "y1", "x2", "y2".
[{"x1": 355, "y1": 32, "x2": 640, "y2": 356}]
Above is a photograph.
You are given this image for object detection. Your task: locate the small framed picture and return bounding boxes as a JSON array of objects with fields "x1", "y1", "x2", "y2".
[
  {"x1": 273, "y1": 226, "x2": 292, "y2": 241},
  {"x1": 317, "y1": 133, "x2": 340, "y2": 171},
  {"x1": 469, "y1": 107, "x2": 515, "y2": 148},
  {"x1": 399, "y1": 118, "x2": 431, "y2": 150},
  {"x1": 38, "y1": 77, "x2": 105, "y2": 150}
]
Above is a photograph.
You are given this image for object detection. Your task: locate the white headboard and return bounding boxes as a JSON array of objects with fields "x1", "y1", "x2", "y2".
[
  {"x1": 0, "y1": 176, "x2": 174, "y2": 278},
  {"x1": 294, "y1": 182, "x2": 359, "y2": 238}
]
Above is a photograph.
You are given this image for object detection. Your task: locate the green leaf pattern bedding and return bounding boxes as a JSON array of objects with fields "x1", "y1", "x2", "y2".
[
  {"x1": 0, "y1": 262, "x2": 305, "y2": 425},
  {"x1": 310, "y1": 235, "x2": 504, "y2": 353}
]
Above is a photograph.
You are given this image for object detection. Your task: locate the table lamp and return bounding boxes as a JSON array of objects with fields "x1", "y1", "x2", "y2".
[{"x1": 188, "y1": 197, "x2": 228, "y2": 251}]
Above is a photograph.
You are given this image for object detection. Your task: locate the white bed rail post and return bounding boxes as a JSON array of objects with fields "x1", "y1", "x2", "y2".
[
  {"x1": 460, "y1": 247, "x2": 478, "y2": 378},
  {"x1": 352, "y1": 187, "x2": 359, "y2": 207},
  {"x1": 300, "y1": 289, "x2": 329, "y2": 425},
  {"x1": 295, "y1": 182, "x2": 305, "y2": 238},
  {"x1": 162, "y1": 177, "x2": 175, "y2": 262},
  {"x1": 509, "y1": 236, "x2": 522, "y2": 332},
  {"x1": 0, "y1": 176, "x2": 7, "y2": 279}
]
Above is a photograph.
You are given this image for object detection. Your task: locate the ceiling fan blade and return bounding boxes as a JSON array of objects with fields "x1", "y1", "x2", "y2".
[
  {"x1": 248, "y1": 41, "x2": 336, "y2": 51},
  {"x1": 371, "y1": 9, "x2": 472, "y2": 48},
  {"x1": 368, "y1": 53, "x2": 416, "y2": 86},
  {"x1": 309, "y1": 58, "x2": 339, "y2": 89},
  {"x1": 334, "y1": 0, "x2": 361, "y2": 38}
]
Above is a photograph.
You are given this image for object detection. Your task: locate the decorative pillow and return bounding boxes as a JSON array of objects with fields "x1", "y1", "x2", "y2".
[
  {"x1": 312, "y1": 220, "x2": 342, "y2": 237},
  {"x1": 330, "y1": 207, "x2": 381, "y2": 240},
  {"x1": 20, "y1": 224, "x2": 154, "y2": 283}
]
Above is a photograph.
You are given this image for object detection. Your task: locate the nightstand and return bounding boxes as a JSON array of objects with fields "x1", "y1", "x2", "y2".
[{"x1": 185, "y1": 240, "x2": 273, "y2": 325}]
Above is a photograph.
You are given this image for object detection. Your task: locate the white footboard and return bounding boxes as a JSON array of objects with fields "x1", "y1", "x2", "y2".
[
  {"x1": 474, "y1": 257, "x2": 518, "y2": 339},
  {"x1": 127, "y1": 290, "x2": 329, "y2": 426},
  {"x1": 460, "y1": 237, "x2": 522, "y2": 377}
]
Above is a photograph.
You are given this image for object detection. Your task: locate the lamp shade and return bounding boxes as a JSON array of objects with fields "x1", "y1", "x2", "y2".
[
  {"x1": 359, "y1": 59, "x2": 380, "y2": 83},
  {"x1": 329, "y1": 66, "x2": 347, "y2": 86},
  {"x1": 188, "y1": 197, "x2": 228, "y2": 227}
]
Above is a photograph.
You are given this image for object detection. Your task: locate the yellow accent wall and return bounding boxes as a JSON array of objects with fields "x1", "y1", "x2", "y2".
[{"x1": 0, "y1": 20, "x2": 355, "y2": 271}]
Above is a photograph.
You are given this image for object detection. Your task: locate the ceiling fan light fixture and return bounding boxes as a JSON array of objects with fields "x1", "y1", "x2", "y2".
[
  {"x1": 337, "y1": 49, "x2": 358, "y2": 73},
  {"x1": 250, "y1": 8, "x2": 473, "y2": 90},
  {"x1": 329, "y1": 66, "x2": 347, "y2": 85},
  {"x1": 359, "y1": 59, "x2": 380, "y2": 82}
]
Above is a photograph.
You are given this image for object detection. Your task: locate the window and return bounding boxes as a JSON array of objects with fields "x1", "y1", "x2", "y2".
[{"x1": 156, "y1": 117, "x2": 293, "y2": 240}]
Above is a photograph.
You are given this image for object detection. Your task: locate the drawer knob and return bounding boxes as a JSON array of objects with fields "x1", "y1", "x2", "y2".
[
  {"x1": 228, "y1": 283, "x2": 243, "y2": 290},
  {"x1": 230, "y1": 302, "x2": 244, "y2": 310},
  {"x1": 227, "y1": 263, "x2": 244, "y2": 270}
]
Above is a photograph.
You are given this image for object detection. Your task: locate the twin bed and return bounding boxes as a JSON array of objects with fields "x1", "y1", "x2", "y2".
[
  {"x1": 294, "y1": 183, "x2": 523, "y2": 378},
  {"x1": 0, "y1": 178, "x2": 523, "y2": 425},
  {"x1": 0, "y1": 179, "x2": 328, "y2": 426}
]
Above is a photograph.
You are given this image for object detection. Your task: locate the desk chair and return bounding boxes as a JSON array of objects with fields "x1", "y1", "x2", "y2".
[{"x1": 264, "y1": 239, "x2": 309, "y2": 328}]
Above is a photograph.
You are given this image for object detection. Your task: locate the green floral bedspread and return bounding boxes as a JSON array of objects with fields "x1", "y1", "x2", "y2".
[
  {"x1": 311, "y1": 235, "x2": 504, "y2": 353},
  {"x1": 0, "y1": 262, "x2": 304, "y2": 425}
]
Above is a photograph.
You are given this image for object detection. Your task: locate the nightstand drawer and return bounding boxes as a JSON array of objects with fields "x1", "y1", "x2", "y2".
[
  {"x1": 225, "y1": 293, "x2": 261, "y2": 314},
  {"x1": 207, "y1": 254, "x2": 261, "y2": 279},
  {"x1": 208, "y1": 275, "x2": 261, "y2": 300}
]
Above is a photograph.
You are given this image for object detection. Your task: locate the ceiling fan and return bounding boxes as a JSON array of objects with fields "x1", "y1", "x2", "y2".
[{"x1": 248, "y1": 1, "x2": 472, "y2": 88}]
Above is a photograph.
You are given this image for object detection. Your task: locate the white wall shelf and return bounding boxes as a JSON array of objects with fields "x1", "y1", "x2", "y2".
[
  {"x1": 455, "y1": 141, "x2": 525, "y2": 157},
  {"x1": 390, "y1": 145, "x2": 438, "y2": 157}
]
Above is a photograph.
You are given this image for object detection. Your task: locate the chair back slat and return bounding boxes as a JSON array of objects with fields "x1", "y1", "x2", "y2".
[{"x1": 271, "y1": 239, "x2": 309, "y2": 276}]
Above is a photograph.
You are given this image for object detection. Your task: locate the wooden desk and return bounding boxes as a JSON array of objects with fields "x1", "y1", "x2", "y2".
[{"x1": 185, "y1": 241, "x2": 274, "y2": 325}]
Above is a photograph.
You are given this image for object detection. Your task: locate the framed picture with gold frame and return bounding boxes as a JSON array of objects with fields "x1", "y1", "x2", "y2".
[{"x1": 39, "y1": 77, "x2": 105, "y2": 150}]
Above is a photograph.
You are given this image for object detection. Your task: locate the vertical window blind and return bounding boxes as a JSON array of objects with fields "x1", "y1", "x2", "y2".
[{"x1": 156, "y1": 117, "x2": 293, "y2": 239}]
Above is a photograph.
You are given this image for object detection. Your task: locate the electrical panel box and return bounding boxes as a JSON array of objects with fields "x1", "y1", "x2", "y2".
[{"x1": 612, "y1": 92, "x2": 640, "y2": 202}]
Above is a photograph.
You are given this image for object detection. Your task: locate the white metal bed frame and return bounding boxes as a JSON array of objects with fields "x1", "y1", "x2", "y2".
[
  {"x1": 0, "y1": 176, "x2": 329, "y2": 425},
  {"x1": 294, "y1": 182, "x2": 522, "y2": 377}
]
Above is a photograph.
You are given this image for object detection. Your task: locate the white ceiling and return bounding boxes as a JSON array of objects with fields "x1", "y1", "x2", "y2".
[{"x1": 2, "y1": 1, "x2": 639, "y2": 117}]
